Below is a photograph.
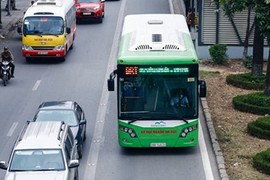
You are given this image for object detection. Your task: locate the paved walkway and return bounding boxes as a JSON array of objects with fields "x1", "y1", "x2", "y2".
[{"x1": 0, "y1": 0, "x2": 30, "y2": 40}]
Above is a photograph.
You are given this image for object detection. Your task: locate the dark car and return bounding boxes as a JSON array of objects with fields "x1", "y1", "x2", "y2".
[{"x1": 33, "y1": 101, "x2": 87, "y2": 158}]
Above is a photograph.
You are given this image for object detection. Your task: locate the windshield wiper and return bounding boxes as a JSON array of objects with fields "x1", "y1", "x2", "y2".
[
  {"x1": 46, "y1": 33, "x2": 59, "y2": 37},
  {"x1": 127, "y1": 117, "x2": 153, "y2": 124},
  {"x1": 30, "y1": 168, "x2": 61, "y2": 171},
  {"x1": 31, "y1": 30, "x2": 43, "y2": 37}
]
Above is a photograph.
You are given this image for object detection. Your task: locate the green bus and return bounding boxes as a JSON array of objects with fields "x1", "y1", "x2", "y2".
[{"x1": 108, "y1": 14, "x2": 206, "y2": 148}]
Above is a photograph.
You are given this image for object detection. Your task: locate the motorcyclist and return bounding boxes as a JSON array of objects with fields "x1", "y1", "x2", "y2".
[{"x1": 1, "y1": 47, "x2": 15, "y2": 78}]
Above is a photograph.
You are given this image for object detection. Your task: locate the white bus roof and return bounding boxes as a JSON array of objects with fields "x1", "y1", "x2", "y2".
[
  {"x1": 24, "y1": 0, "x2": 74, "y2": 18},
  {"x1": 122, "y1": 14, "x2": 191, "y2": 52}
]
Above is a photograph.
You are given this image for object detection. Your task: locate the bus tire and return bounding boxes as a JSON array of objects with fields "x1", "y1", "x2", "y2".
[{"x1": 70, "y1": 38, "x2": 74, "y2": 50}]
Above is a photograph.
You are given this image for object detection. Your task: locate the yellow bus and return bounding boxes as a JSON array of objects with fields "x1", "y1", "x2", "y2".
[{"x1": 20, "y1": 0, "x2": 76, "y2": 62}]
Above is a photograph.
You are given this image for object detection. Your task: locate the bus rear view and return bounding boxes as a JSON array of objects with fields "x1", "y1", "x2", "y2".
[{"x1": 108, "y1": 14, "x2": 206, "y2": 148}]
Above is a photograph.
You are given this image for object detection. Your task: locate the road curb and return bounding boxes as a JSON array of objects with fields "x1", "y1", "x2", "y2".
[{"x1": 201, "y1": 98, "x2": 229, "y2": 180}]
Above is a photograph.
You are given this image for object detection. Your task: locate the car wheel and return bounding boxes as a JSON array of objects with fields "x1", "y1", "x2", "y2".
[
  {"x1": 74, "y1": 168, "x2": 79, "y2": 180},
  {"x1": 78, "y1": 143, "x2": 83, "y2": 159},
  {"x1": 26, "y1": 57, "x2": 32, "y2": 63},
  {"x1": 98, "y1": 17, "x2": 103, "y2": 23},
  {"x1": 83, "y1": 130, "x2": 86, "y2": 141}
]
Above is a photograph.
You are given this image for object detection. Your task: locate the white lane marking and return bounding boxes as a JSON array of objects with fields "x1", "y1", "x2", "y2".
[
  {"x1": 32, "y1": 80, "x2": 41, "y2": 91},
  {"x1": 7, "y1": 122, "x2": 18, "y2": 137},
  {"x1": 83, "y1": 0, "x2": 127, "y2": 179},
  {"x1": 199, "y1": 121, "x2": 214, "y2": 180}
]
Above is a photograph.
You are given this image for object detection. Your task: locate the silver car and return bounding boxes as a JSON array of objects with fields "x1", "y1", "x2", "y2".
[{"x1": 0, "y1": 121, "x2": 79, "y2": 180}]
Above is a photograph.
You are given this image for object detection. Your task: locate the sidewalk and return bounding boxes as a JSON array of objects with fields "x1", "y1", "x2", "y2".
[{"x1": 0, "y1": 0, "x2": 30, "y2": 40}]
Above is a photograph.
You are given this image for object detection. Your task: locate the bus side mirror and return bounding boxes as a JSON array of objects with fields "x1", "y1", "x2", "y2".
[
  {"x1": 66, "y1": 27, "x2": 71, "y2": 34},
  {"x1": 107, "y1": 69, "x2": 117, "y2": 91},
  {"x1": 16, "y1": 21, "x2": 22, "y2": 35},
  {"x1": 199, "y1": 80, "x2": 207, "y2": 97},
  {"x1": 17, "y1": 26, "x2": 22, "y2": 35},
  {"x1": 107, "y1": 79, "x2": 115, "y2": 91}
]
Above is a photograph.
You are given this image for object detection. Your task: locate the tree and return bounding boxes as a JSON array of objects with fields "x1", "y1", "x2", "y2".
[
  {"x1": 256, "y1": 1, "x2": 270, "y2": 95},
  {"x1": 220, "y1": 0, "x2": 254, "y2": 60},
  {"x1": 219, "y1": 0, "x2": 270, "y2": 94}
]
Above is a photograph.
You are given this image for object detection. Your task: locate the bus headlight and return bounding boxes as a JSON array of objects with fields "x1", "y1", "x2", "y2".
[
  {"x1": 54, "y1": 45, "x2": 65, "y2": 51},
  {"x1": 180, "y1": 125, "x2": 197, "y2": 138},
  {"x1": 119, "y1": 125, "x2": 137, "y2": 138},
  {"x1": 22, "y1": 45, "x2": 33, "y2": 51}
]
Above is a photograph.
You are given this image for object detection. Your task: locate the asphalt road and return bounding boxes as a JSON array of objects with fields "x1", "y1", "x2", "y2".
[{"x1": 0, "y1": 0, "x2": 220, "y2": 179}]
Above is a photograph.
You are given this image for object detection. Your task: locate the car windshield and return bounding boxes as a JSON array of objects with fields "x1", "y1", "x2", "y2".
[
  {"x1": 77, "y1": 0, "x2": 99, "y2": 3},
  {"x1": 35, "y1": 110, "x2": 78, "y2": 126},
  {"x1": 9, "y1": 149, "x2": 65, "y2": 171}
]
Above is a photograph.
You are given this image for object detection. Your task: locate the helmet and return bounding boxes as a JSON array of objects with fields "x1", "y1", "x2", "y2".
[{"x1": 4, "y1": 47, "x2": 8, "y2": 50}]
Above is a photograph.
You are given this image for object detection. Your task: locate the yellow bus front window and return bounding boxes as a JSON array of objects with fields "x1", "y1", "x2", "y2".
[{"x1": 24, "y1": 17, "x2": 64, "y2": 36}]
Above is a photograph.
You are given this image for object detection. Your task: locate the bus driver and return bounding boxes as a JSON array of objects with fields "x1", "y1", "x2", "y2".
[{"x1": 170, "y1": 89, "x2": 190, "y2": 108}]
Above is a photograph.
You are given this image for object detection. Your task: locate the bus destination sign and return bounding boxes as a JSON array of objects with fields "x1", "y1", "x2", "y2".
[{"x1": 125, "y1": 66, "x2": 189, "y2": 75}]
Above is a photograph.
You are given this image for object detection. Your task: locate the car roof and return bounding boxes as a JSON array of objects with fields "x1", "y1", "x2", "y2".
[
  {"x1": 15, "y1": 121, "x2": 68, "y2": 150},
  {"x1": 38, "y1": 101, "x2": 76, "y2": 110}
]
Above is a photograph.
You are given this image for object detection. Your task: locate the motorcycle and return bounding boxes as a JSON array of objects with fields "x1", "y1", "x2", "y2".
[{"x1": 0, "y1": 60, "x2": 12, "y2": 86}]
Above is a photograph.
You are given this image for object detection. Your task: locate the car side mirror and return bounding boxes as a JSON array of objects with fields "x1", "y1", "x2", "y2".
[
  {"x1": 69, "y1": 159, "x2": 79, "y2": 168},
  {"x1": 79, "y1": 119, "x2": 86, "y2": 125},
  {"x1": 0, "y1": 161, "x2": 7, "y2": 170},
  {"x1": 66, "y1": 27, "x2": 71, "y2": 34}
]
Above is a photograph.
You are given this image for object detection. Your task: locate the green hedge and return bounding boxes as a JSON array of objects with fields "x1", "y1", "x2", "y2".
[
  {"x1": 226, "y1": 73, "x2": 265, "y2": 90},
  {"x1": 209, "y1": 44, "x2": 228, "y2": 65},
  {"x1": 233, "y1": 92, "x2": 270, "y2": 115},
  {"x1": 253, "y1": 148, "x2": 270, "y2": 175},
  {"x1": 247, "y1": 117, "x2": 270, "y2": 139}
]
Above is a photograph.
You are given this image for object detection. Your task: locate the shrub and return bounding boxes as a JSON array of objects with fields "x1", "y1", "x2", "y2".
[
  {"x1": 226, "y1": 73, "x2": 265, "y2": 90},
  {"x1": 247, "y1": 116, "x2": 270, "y2": 139},
  {"x1": 253, "y1": 148, "x2": 270, "y2": 175},
  {"x1": 233, "y1": 92, "x2": 270, "y2": 115},
  {"x1": 209, "y1": 44, "x2": 228, "y2": 65},
  {"x1": 243, "y1": 55, "x2": 253, "y2": 69}
]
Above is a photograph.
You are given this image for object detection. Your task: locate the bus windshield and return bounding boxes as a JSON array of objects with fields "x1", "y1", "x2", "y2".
[
  {"x1": 118, "y1": 65, "x2": 198, "y2": 120},
  {"x1": 23, "y1": 17, "x2": 64, "y2": 36}
]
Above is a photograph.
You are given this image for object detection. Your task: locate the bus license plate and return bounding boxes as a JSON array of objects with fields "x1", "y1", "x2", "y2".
[
  {"x1": 150, "y1": 143, "x2": 166, "y2": 147},
  {"x1": 38, "y1": 51, "x2": 48, "y2": 55}
]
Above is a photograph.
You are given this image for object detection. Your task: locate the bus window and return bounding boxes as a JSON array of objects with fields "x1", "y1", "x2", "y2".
[{"x1": 121, "y1": 77, "x2": 145, "y2": 112}]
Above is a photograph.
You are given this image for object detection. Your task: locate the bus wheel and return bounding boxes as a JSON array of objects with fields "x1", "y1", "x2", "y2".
[{"x1": 70, "y1": 41, "x2": 74, "y2": 50}]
